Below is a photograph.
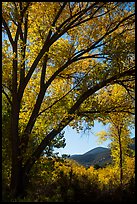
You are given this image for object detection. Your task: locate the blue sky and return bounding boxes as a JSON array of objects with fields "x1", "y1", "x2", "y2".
[
  {"x1": 56, "y1": 122, "x2": 110, "y2": 156},
  {"x1": 54, "y1": 121, "x2": 135, "y2": 156}
]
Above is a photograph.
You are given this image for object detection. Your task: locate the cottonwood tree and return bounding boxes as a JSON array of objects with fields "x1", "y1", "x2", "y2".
[
  {"x1": 2, "y1": 2, "x2": 135, "y2": 197},
  {"x1": 109, "y1": 115, "x2": 134, "y2": 186},
  {"x1": 96, "y1": 84, "x2": 135, "y2": 186},
  {"x1": 96, "y1": 111, "x2": 134, "y2": 187}
]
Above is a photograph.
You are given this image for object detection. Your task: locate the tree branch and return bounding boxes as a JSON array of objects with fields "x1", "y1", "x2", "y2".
[
  {"x1": 2, "y1": 16, "x2": 14, "y2": 47},
  {"x1": 37, "y1": 67, "x2": 92, "y2": 117},
  {"x1": 20, "y1": 5, "x2": 134, "y2": 105},
  {"x1": 116, "y1": 80, "x2": 135, "y2": 101},
  {"x1": 77, "y1": 54, "x2": 112, "y2": 61},
  {"x1": 77, "y1": 109, "x2": 135, "y2": 117},
  {"x1": 71, "y1": 12, "x2": 135, "y2": 61},
  {"x1": 69, "y1": 3, "x2": 107, "y2": 29},
  {"x1": 14, "y1": 2, "x2": 31, "y2": 43},
  {"x1": 19, "y1": 3, "x2": 66, "y2": 101},
  {"x1": 24, "y1": 65, "x2": 135, "y2": 173},
  {"x1": 40, "y1": 54, "x2": 49, "y2": 88},
  {"x1": 2, "y1": 87, "x2": 12, "y2": 106},
  {"x1": 57, "y1": 2, "x2": 98, "y2": 32}
]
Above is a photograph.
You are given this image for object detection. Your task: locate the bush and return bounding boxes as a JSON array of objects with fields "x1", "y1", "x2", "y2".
[{"x1": 3, "y1": 156, "x2": 135, "y2": 202}]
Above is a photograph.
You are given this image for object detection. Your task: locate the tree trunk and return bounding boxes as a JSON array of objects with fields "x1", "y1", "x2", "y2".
[
  {"x1": 9, "y1": 100, "x2": 31, "y2": 198},
  {"x1": 10, "y1": 162, "x2": 27, "y2": 198},
  {"x1": 9, "y1": 42, "x2": 28, "y2": 198},
  {"x1": 10, "y1": 98, "x2": 25, "y2": 197},
  {"x1": 9, "y1": 75, "x2": 27, "y2": 198},
  {"x1": 118, "y1": 127, "x2": 123, "y2": 187}
]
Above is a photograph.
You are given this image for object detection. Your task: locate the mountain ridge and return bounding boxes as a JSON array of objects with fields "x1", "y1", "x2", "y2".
[{"x1": 69, "y1": 137, "x2": 135, "y2": 167}]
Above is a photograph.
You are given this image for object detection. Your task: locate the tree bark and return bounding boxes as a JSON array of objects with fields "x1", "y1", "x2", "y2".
[
  {"x1": 10, "y1": 42, "x2": 26, "y2": 197},
  {"x1": 10, "y1": 93, "x2": 29, "y2": 198},
  {"x1": 10, "y1": 97, "x2": 24, "y2": 197}
]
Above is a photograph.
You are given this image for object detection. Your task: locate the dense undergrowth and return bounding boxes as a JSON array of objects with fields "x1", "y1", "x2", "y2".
[{"x1": 2, "y1": 156, "x2": 135, "y2": 202}]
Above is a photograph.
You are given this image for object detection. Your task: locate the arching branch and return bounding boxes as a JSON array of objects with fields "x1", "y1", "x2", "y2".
[{"x1": 2, "y1": 86, "x2": 12, "y2": 106}]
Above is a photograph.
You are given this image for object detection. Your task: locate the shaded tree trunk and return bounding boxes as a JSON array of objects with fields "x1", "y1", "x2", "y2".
[
  {"x1": 10, "y1": 104, "x2": 29, "y2": 198},
  {"x1": 9, "y1": 43, "x2": 27, "y2": 198},
  {"x1": 9, "y1": 93, "x2": 26, "y2": 197}
]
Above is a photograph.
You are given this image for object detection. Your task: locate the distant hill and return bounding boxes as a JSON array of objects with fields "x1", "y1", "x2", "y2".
[
  {"x1": 129, "y1": 137, "x2": 135, "y2": 150},
  {"x1": 70, "y1": 147, "x2": 111, "y2": 167},
  {"x1": 70, "y1": 137, "x2": 135, "y2": 168}
]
